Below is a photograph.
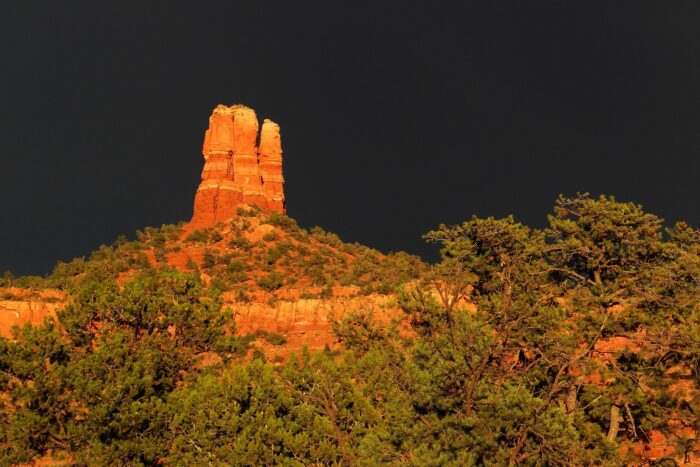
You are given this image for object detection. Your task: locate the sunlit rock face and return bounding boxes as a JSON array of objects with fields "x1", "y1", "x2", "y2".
[
  {"x1": 0, "y1": 288, "x2": 63, "y2": 336},
  {"x1": 192, "y1": 104, "x2": 285, "y2": 226},
  {"x1": 258, "y1": 119, "x2": 285, "y2": 212}
]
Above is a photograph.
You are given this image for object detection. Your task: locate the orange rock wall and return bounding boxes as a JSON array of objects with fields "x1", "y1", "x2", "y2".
[
  {"x1": 258, "y1": 119, "x2": 285, "y2": 212},
  {"x1": 192, "y1": 105, "x2": 285, "y2": 226},
  {"x1": 223, "y1": 292, "x2": 399, "y2": 359},
  {"x1": 0, "y1": 288, "x2": 62, "y2": 336}
]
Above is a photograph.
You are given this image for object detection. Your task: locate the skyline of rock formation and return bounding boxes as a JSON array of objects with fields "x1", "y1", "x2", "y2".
[{"x1": 192, "y1": 104, "x2": 285, "y2": 226}]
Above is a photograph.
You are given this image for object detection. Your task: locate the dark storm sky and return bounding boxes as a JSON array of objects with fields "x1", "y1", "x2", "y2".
[{"x1": 1, "y1": 1, "x2": 699, "y2": 275}]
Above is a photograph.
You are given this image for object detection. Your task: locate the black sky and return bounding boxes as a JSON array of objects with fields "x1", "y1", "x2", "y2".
[{"x1": 1, "y1": 1, "x2": 699, "y2": 275}]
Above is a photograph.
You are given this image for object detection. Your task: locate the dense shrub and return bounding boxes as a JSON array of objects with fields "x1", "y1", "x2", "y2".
[
  {"x1": 256, "y1": 271, "x2": 285, "y2": 291},
  {"x1": 185, "y1": 229, "x2": 208, "y2": 244},
  {"x1": 3, "y1": 195, "x2": 697, "y2": 465}
]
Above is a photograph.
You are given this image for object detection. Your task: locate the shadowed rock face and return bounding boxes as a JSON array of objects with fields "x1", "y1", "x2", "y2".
[{"x1": 192, "y1": 104, "x2": 285, "y2": 226}]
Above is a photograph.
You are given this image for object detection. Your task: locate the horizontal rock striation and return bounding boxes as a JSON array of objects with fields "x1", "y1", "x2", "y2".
[{"x1": 192, "y1": 104, "x2": 285, "y2": 226}]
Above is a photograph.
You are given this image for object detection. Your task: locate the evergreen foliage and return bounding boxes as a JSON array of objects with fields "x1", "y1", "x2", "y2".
[{"x1": 1, "y1": 194, "x2": 698, "y2": 465}]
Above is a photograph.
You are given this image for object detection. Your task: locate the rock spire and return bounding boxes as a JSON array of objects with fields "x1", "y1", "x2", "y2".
[{"x1": 192, "y1": 104, "x2": 285, "y2": 226}]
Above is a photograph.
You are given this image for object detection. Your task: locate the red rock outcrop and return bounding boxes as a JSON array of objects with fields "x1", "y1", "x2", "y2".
[
  {"x1": 258, "y1": 120, "x2": 285, "y2": 212},
  {"x1": 0, "y1": 288, "x2": 63, "y2": 337},
  {"x1": 192, "y1": 104, "x2": 285, "y2": 226},
  {"x1": 226, "y1": 291, "x2": 401, "y2": 360}
]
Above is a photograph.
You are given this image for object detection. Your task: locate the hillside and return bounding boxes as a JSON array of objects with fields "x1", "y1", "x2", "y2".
[
  {"x1": 0, "y1": 105, "x2": 698, "y2": 465},
  {"x1": 1, "y1": 206, "x2": 422, "y2": 358},
  {"x1": 2, "y1": 196, "x2": 698, "y2": 465}
]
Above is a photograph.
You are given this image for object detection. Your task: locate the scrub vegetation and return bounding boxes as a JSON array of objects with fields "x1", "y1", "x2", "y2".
[{"x1": 1, "y1": 194, "x2": 698, "y2": 465}]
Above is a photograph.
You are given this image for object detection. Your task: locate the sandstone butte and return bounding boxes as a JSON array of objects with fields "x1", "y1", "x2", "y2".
[{"x1": 0, "y1": 104, "x2": 696, "y2": 464}]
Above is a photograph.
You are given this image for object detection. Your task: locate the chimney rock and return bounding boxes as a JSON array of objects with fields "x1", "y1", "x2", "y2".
[{"x1": 192, "y1": 104, "x2": 286, "y2": 226}]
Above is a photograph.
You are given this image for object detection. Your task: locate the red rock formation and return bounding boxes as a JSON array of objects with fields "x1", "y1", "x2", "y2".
[
  {"x1": 0, "y1": 288, "x2": 63, "y2": 337},
  {"x1": 226, "y1": 291, "x2": 400, "y2": 359},
  {"x1": 258, "y1": 120, "x2": 285, "y2": 211},
  {"x1": 194, "y1": 105, "x2": 240, "y2": 226},
  {"x1": 231, "y1": 106, "x2": 267, "y2": 208},
  {"x1": 192, "y1": 104, "x2": 285, "y2": 226}
]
